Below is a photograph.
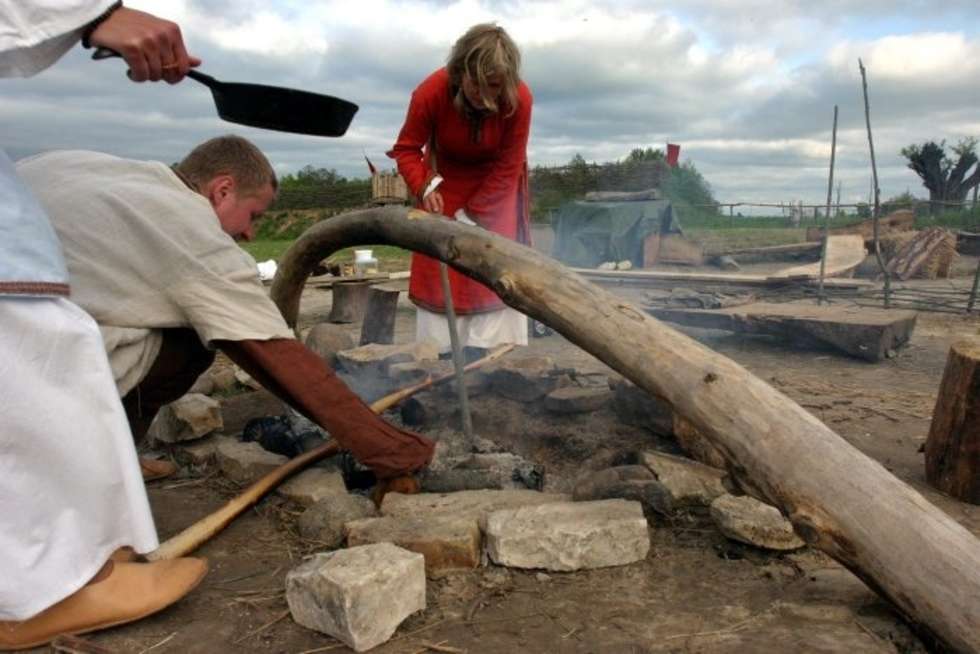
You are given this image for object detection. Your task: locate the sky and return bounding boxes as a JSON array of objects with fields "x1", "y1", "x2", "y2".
[{"x1": 3, "y1": 0, "x2": 980, "y2": 212}]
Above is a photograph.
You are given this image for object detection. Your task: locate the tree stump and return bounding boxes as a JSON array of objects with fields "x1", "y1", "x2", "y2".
[
  {"x1": 925, "y1": 340, "x2": 980, "y2": 504},
  {"x1": 359, "y1": 284, "x2": 401, "y2": 345},
  {"x1": 327, "y1": 280, "x2": 371, "y2": 324}
]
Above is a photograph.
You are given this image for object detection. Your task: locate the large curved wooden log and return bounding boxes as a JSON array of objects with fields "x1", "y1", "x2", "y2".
[{"x1": 271, "y1": 206, "x2": 980, "y2": 653}]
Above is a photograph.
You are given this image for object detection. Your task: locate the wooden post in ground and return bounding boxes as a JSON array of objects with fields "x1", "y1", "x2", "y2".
[
  {"x1": 925, "y1": 341, "x2": 980, "y2": 504},
  {"x1": 328, "y1": 280, "x2": 371, "y2": 323},
  {"x1": 359, "y1": 283, "x2": 401, "y2": 345},
  {"x1": 818, "y1": 105, "x2": 839, "y2": 306}
]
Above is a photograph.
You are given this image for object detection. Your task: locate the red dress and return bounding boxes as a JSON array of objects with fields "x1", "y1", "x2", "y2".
[{"x1": 388, "y1": 68, "x2": 532, "y2": 314}]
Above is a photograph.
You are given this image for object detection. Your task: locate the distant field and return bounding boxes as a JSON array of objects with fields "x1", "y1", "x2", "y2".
[{"x1": 686, "y1": 228, "x2": 809, "y2": 254}]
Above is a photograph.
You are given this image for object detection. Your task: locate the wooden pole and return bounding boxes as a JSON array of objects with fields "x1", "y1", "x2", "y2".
[
  {"x1": 924, "y1": 341, "x2": 980, "y2": 504},
  {"x1": 359, "y1": 283, "x2": 401, "y2": 345},
  {"x1": 818, "y1": 105, "x2": 839, "y2": 306},
  {"x1": 859, "y1": 58, "x2": 891, "y2": 308},
  {"x1": 968, "y1": 258, "x2": 980, "y2": 313},
  {"x1": 271, "y1": 207, "x2": 980, "y2": 652}
]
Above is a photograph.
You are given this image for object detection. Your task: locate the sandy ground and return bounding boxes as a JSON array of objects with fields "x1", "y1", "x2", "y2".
[{"x1": 49, "y1": 274, "x2": 980, "y2": 654}]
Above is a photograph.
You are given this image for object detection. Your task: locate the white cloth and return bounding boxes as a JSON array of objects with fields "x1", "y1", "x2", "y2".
[
  {"x1": 416, "y1": 305, "x2": 528, "y2": 353},
  {"x1": 0, "y1": 297, "x2": 158, "y2": 620},
  {"x1": 0, "y1": 0, "x2": 114, "y2": 77},
  {"x1": 18, "y1": 150, "x2": 295, "y2": 394}
]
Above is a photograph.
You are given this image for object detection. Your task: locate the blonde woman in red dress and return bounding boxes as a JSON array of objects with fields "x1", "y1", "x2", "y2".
[{"x1": 388, "y1": 23, "x2": 532, "y2": 360}]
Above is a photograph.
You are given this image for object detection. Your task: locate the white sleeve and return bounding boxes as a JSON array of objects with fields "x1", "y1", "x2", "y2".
[{"x1": 0, "y1": 0, "x2": 116, "y2": 78}]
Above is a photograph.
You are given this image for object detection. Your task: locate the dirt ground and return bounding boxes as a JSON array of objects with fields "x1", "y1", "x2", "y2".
[{"x1": 65, "y1": 276, "x2": 980, "y2": 654}]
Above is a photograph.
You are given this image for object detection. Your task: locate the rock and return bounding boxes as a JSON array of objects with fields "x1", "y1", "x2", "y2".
[
  {"x1": 188, "y1": 372, "x2": 215, "y2": 396},
  {"x1": 672, "y1": 414, "x2": 728, "y2": 469},
  {"x1": 483, "y1": 499, "x2": 650, "y2": 571},
  {"x1": 710, "y1": 494, "x2": 806, "y2": 551},
  {"x1": 609, "y1": 378, "x2": 673, "y2": 436},
  {"x1": 298, "y1": 493, "x2": 378, "y2": 548},
  {"x1": 381, "y1": 489, "x2": 568, "y2": 521},
  {"x1": 219, "y1": 389, "x2": 288, "y2": 436},
  {"x1": 421, "y1": 452, "x2": 545, "y2": 492},
  {"x1": 715, "y1": 255, "x2": 741, "y2": 271},
  {"x1": 173, "y1": 434, "x2": 223, "y2": 466},
  {"x1": 285, "y1": 544, "x2": 426, "y2": 652},
  {"x1": 544, "y1": 386, "x2": 613, "y2": 414},
  {"x1": 276, "y1": 466, "x2": 347, "y2": 507},
  {"x1": 572, "y1": 465, "x2": 673, "y2": 515},
  {"x1": 346, "y1": 515, "x2": 482, "y2": 575},
  {"x1": 488, "y1": 356, "x2": 558, "y2": 402},
  {"x1": 400, "y1": 391, "x2": 451, "y2": 428},
  {"x1": 209, "y1": 367, "x2": 238, "y2": 393},
  {"x1": 336, "y1": 342, "x2": 439, "y2": 378},
  {"x1": 388, "y1": 359, "x2": 453, "y2": 386},
  {"x1": 215, "y1": 439, "x2": 288, "y2": 484},
  {"x1": 640, "y1": 450, "x2": 728, "y2": 509},
  {"x1": 304, "y1": 323, "x2": 355, "y2": 368},
  {"x1": 234, "y1": 366, "x2": 262, "y2": 390},
  {"x1": 148, "y1": 393, "x2": 222, "y2": 443}
]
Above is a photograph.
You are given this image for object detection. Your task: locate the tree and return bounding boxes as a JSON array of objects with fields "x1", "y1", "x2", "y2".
[{"x1": 900, "y1": 138, "x2": 980, "y2": 214}]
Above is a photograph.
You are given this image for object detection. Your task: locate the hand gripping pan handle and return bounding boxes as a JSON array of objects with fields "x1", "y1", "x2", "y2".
[{"x1": 93, "y1": 48, "x2": 358, "y2": 137}]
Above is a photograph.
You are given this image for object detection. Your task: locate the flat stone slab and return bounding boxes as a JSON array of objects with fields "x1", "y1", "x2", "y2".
[
  {"x1": 346, "y1": 514, "x2": 482, "y2": 575},
  {"x1": 488, "y1": 356, "x2": 558, "y2": 402},
  {"x1": 641, "y1": 450, "x2": 728, "y2": 510},
  {"x1": 649, "y1": 302, "x2": 917, "y2": 362},
  {"x1": 381, "y1": 489, "x2": 569, "y2": 521},
  {"x1": 173, "y1": 434, "x2": 222, "y2": 466},
  {"x1": 336, "y1": 342, "x2": 438, "y2": 377},
  {"x1": 276, "y1": 467, "x2": 347, "y2": 507},
  {"x1": 216, "y1": 439, "x2": 288, "y2": 485},
  {"x1": 286, "y1": 543, "x2": 425, "y2": 652},
  {"x1": 711, "y1": 494, "x2": 806, "y2": 551},
  {"x1": 573, "y1": 465, "x2": 673, "y2": 515},
  {"x1": 421, "y1": 452, "x2": 545, "y2": 492},
  {"x1": 544, "y1": 386, "x2": 613, "y2": 414},
  {"x1": 298, "y1": 493, "x2": 378, "y2": 548},
  {"x1": 483, "y1": 499, "x2": 650, "y2": 571}
]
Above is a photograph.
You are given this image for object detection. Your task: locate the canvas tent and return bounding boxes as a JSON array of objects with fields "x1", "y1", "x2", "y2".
[{"x1": 552, "y1": 199, "x2": 692, "y2": 268}]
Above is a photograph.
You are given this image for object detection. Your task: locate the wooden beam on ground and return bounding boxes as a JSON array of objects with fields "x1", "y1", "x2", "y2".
[
  {"x1": 648, "y1": 301, "x2": 918, "y2": 362},
  {"x1": 574, "y1": 267, "x2": 873, "y2": 289},
  {"x1": 925, "y1": 341, "x2": 980, "y2": 504},
  {"x1": 271, "y1": 206, "x2": 980, "y2": 652},
  {"x1": 767, "y1": 234, "x2": 866, "y2": 281}
]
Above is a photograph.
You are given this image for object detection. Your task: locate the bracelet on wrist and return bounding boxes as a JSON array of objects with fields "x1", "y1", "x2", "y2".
[{"x1": 81, "y1": 1, "x2": 124, "y2": 49}]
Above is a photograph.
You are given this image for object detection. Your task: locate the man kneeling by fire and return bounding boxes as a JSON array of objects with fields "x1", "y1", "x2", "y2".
[{"x1": 18, "y1": 135, "x2": 435, "y2": 485}]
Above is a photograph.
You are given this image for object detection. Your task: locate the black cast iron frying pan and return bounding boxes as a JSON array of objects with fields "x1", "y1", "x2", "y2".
[{"x1": 93, "y1": 48, "x2": 358, "y2": 137}]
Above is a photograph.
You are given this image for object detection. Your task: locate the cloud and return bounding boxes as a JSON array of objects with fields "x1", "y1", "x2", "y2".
[{"x1": 2, "y1": 0, "x2": 979, "y2": 212}]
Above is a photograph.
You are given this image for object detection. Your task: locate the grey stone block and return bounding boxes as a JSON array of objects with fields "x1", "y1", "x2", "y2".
[
  {"x1": 285, "y1": 543, "x2": 426, "y2": 651},
  {"x1": 483, "y1": 499, "x2": 650, "y2": 571}
]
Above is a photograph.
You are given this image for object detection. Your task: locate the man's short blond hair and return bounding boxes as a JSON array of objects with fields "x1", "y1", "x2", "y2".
[{"x1": 177, "y1": 135, "x2": 278, "y2": 196}]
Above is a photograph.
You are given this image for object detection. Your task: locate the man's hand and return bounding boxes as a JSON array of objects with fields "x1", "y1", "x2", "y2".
[
  {"x1": 422, "y1": 189, "x2": 444, "y2": 215},
  {"x1": 88, "y1": 7, "x2": 201, "y2": 83}
]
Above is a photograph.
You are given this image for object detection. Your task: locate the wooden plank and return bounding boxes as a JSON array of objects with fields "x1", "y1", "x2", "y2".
[
  {"x1": 574, "y1": 267, "x2": 874, "y2": 289},
  {"x1": 648, "y1": 301, "x2": 917, "y2": 362},
  {"x1": 767, "y1": 234, "x2": 866, "y2": 281}
]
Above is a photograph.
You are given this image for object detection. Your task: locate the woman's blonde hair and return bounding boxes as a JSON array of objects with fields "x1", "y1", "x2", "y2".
[{"x1": 447, "y1": 23, "x2": 521, "y2": 117}]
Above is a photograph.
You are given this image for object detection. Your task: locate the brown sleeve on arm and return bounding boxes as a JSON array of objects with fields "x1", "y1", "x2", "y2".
[{"x1": 217, "y1": 338, "x2": 434, "y2": 479}]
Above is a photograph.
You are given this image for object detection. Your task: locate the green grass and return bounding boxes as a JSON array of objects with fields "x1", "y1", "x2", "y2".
[
  {"x1": 687, "y1": 228, "x2": 808, "y2": 254},
  {"x1": 240, "y1": 239, "x2": 295, "y2": 262}
]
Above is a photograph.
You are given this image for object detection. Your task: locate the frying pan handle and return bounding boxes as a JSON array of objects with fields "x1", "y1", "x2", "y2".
[{"x1": 90, "y1": 47, "x2": 215, "y2": 87}]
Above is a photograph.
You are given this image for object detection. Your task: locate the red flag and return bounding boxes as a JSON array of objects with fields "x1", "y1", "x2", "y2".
[
  {"x1": 364, "y1": 153, "x2": 378, "y2": 175},
  {"x1": 666, "y1": 143, "x2": 680, "y2": 168}
]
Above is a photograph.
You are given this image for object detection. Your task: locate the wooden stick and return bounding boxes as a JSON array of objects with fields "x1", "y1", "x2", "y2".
[
  {"x1": 859, "y1": 58, "x2": 891, "y2": 308},
  {"x1": 147, "y1": 344, "x2": 513, "y2": 561},
  {"x1": 818, "y1": 105, "x2": 839, "y2": 305}
]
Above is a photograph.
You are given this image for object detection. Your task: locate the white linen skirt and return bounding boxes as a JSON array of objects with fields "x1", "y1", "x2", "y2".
[
  {"x1": 0, "y1": 297, "x2": 158, "y2": 620},
  {"x1": 415, "y1": 305, "x2": 528, "y2": 353}
]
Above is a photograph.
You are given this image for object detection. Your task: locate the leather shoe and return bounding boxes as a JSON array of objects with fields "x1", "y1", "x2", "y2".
[
  {"x1": 0, "y1": 557, "x2": 207, "y2": 650},
  {"x1": 139, "y1": 457, "x2": 177, "y2": 482}
]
